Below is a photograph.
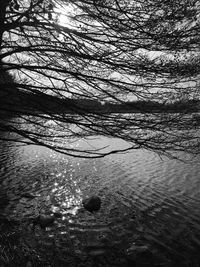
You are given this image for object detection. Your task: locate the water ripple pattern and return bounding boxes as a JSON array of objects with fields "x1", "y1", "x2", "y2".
[{"x1": 1, "y1": 137, "x2": 200, "y2": 265}]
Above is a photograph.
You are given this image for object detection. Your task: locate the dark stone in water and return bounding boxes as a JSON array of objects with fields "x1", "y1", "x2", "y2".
[
  {"x1": 82, "y1": 196, "x2": 101, "y2": 213},
  {"x1": 33, "y1": 214, "x2": 55, "y2": 229}
]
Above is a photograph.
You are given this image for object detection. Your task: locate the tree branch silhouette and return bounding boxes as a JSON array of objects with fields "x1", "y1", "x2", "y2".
[{"x1": 0, "y1": 0, "x2": 200, "y2": 158}]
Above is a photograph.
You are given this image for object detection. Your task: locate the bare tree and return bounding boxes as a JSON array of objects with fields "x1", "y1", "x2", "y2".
[{"x1": 0, "y1": 0, "x2": 200, "y2": 158}]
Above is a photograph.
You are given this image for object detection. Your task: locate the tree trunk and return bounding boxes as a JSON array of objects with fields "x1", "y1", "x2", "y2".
[{"x1": 0, "y1": 0, "x2": 9, "y2": 49}]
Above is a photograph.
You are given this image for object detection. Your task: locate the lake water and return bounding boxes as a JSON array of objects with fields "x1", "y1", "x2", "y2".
[{"x1": 0, "y1": 135, "x2": 200, "y2": 266}]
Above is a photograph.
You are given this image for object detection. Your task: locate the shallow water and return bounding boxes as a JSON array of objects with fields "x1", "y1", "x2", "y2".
[{"x1": 1, "y1": 136, "x2": 200, "y2": 266}]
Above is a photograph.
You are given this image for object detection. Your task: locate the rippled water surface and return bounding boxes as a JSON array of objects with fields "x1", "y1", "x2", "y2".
[{"x1": 1, "y1": 136, "x2": 200, "y2": 266}]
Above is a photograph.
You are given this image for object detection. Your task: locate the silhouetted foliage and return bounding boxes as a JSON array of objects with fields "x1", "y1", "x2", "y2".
[{"x1": 0, "y1": 0, "x2": 200, "y2": 157}]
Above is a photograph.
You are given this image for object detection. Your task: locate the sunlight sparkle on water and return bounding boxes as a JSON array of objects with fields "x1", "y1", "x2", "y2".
[{"x1": 50, "y1": 168, "x2": 83, "y2": 216}]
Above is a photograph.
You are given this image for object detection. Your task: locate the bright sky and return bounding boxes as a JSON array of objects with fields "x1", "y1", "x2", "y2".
[{"x1": 55, "y1": 2, "x2": 78, "y2": 29}]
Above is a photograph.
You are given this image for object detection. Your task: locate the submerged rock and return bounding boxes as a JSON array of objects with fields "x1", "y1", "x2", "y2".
[
  {"x1": 82, "y1": 196, "x2": 101, "y2": 213},
  {"x1": 33, "y1": 214, "x2": 55, "y2": 229}
]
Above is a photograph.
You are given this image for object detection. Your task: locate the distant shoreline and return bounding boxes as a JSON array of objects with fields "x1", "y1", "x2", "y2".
[{"x1": 0, "y1": 86, "x2": 199, "y2": 115}]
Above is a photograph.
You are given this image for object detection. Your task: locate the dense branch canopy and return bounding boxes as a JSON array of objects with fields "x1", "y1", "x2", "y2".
[{"x1": 0, "y1": 0, "x2": 200, "y2": 158}]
